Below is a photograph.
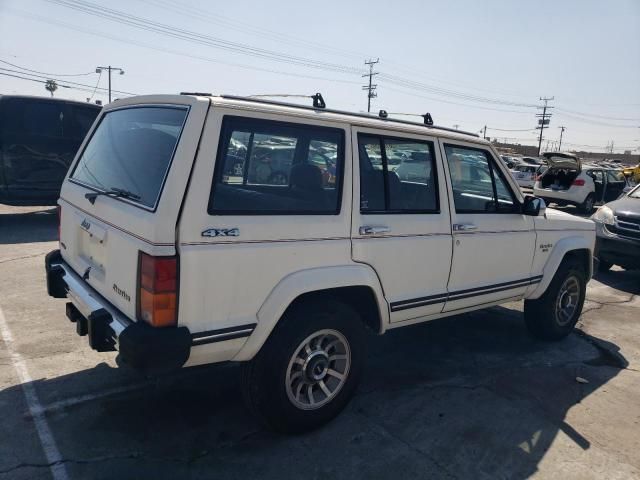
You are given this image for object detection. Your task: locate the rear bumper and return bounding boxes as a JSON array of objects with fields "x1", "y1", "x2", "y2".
[
  {"x1": 594, "y1": 224, "x2": 640, "y2": 269},
  {"x1": 45, "y1": 250, "x2": 191, "y2": 372}
]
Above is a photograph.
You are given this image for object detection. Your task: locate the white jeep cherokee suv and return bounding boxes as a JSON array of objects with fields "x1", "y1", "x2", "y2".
[{"x1": 46, "y1": 94, "x2": 596, "y2": 432}]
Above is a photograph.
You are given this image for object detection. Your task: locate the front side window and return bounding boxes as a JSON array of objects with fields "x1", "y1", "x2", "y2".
[
  {"x1": 359, "y1": 134, "x2": 438, "y2": 213},
  {"x1": 209, "y1": 116, "x2": 344, "y2": 214},
  {"x1": 445, "y1": 145, "x2": 517, "y2": 213},
  {"x1": 71, "y1": 106, "x2": 188, "y2": 208},
  {"x1": 607, "y1": 170, "x2": 625, "y2": 182}
]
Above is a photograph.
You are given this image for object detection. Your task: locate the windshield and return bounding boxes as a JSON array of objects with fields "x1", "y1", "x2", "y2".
[{"x1": 71, "y1": 106, "x2": 188, "y2": 208}]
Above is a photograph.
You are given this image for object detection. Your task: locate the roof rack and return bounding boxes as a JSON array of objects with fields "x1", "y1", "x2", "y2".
[{"x1": 218, "y1": 94, "x2": 479, "y2": 138}]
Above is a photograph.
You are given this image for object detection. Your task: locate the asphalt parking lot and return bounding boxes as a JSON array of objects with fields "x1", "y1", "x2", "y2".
[{"x1": 0, "y1": 204, "x2": 638, "y2": 480}]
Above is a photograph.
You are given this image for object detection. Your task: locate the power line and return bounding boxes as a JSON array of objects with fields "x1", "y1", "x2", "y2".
[
  {"x1": 0, "y1": 67, "x2": 136, "y2": 96},
  {"x1": 485, "y1": 126, "x2": 537, "y2": 132},
  {"x1": 136, "y1": 0, "x2": 370, "y2": 61},
  {"x1": 381, "y1": 84, "x2": 535, "y2": 115},
  {"x1": 0, "y1": 58, "x2": 95, "y2": 77},
  {"x1": 44, "y1": 0, "x2": 362, "y2": 75},
  {"x1": 555, "y1": 111, "x2": 639, "y2": 128},
  {"x1": 555, "y1": 107, "x2": 639, "y2": 122},
  {"x1": 39, "y1": 0, "x2": 551, "y2": 110},
  {"x1": 362, "y1": 58, "x2": 379, "y2": 113},
  {"x1": 0, "y1": 71, "x2": 95, "y2": 95},
  {"x1": 6, "y1": 9, "x2": 363, "y2": 88},
  {"x1": 87, "y1": 69, "x2": 102, "y2": 101}
]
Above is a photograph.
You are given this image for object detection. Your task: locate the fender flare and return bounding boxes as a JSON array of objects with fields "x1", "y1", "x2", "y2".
[
  {"x1": 526, "y1": 235, "x2": 594, "y2": 299},
  {"x1": 232, "y1": 264, "x2": 389, "y2": 361}
]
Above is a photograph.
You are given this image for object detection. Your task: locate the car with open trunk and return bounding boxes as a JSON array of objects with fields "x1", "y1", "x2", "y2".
[{"x1": 533, "y1": 152, "x2": 627, "y2": 213}]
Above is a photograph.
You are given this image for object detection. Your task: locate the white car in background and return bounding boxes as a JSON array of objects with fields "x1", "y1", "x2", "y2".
[
  {"x1": 533, "y1": 152, "x2": 627, "y2": 213},
  {"x1": 511, "y1": 164, "x2": 548, "y2": 189}
]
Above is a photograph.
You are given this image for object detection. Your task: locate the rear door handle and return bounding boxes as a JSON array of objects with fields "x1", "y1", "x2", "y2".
[
  {"x1": 453, "y1": 223, "x2": 477, "y2": 232},
  {"x1": 359, "y1": 225, "x2": 391, "y2": 235}
]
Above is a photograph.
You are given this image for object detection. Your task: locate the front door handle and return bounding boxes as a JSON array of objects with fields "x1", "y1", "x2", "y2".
[
  {"x1": 359, "y1": 225, "x2": 391, "y2": 235},
  {"x1": 453, "y1": 223, "x2": 477, "y2": 232}
]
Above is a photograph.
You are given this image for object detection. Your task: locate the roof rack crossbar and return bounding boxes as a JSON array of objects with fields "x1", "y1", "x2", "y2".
[{"x1": 218, "y1": 95, "x2": 478, "y2": 137}]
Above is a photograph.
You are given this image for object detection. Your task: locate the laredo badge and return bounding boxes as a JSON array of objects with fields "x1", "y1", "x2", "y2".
[{"x1": 202, "y1": 227, "x2": 240, "y2": 238}]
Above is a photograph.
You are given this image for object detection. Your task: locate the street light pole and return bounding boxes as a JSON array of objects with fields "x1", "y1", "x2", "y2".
[{"x1": 96, "y1": 65, "x2": 125, "y2": 103}]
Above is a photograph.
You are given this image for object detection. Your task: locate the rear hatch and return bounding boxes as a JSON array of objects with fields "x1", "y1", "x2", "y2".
[
  {"x1": 58, "y1": 95, "x2": 209, "y2": 321},
  {"x1": 537, "y1": 152, "x2": 581, "y2": 190}
]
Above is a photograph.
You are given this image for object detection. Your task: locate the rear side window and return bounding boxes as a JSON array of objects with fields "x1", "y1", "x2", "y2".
[
  {"x1": 445, "y1": 144, "x2": 517, "y2": 213},
  {"x1": 71, "y1": 106, "x2": 188, "y2": 209},
  {"x1": 209, "y1": 116, "x2": 344, "y2": 215},
  {"x1": 358, "y1": 134, "x2": 439, "y2": 213}
]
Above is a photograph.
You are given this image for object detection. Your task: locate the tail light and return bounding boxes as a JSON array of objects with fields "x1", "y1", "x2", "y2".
[
  {"x1": 137, "y1": 252, "x2": 178, "y2": 327},
  {"x1": 572, "y1": 179, "x2": 585, "y2": 186},
  {"x1": 57, "y1": 205, "x2": 61, "y2": 241}
]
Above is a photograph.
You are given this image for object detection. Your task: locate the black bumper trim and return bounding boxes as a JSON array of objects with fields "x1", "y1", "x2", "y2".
[
  {"x1": 45, "y1": 249, "x2": 192, "y2": 373},
  {"x1": 45, "y1": 249, "x2": 66, "y2": 298},
  {"x1": 191, "y1": 323, "x2": 256, "y2": 346}
]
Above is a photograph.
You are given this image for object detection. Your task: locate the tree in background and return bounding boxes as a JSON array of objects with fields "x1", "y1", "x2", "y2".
[{"x1": 45, "y1": 79, "x2": 57, "y2": 97}]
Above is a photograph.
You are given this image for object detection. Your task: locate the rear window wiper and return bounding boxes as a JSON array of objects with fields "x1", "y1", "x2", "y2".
[{"x1": 85, "y1": 187, "x2": 141, "y2": 205}]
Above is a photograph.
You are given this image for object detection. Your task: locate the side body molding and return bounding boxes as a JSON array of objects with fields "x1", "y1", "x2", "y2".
[
  {"x1": 232, "y1": 264, "x2": 389, "y2": 361},
  {"x1": 525, "y1": 235, "x2": 594, "y2": 300}
]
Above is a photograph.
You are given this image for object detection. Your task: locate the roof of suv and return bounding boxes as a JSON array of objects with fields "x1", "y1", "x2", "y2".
[{"x1": 109, "y1": 93, "x2": 486, "y2": 146}]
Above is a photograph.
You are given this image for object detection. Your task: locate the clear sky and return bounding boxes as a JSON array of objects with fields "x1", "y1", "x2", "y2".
[{"x1": 1, "y1": 0, "x2": 639, "y2": 153}]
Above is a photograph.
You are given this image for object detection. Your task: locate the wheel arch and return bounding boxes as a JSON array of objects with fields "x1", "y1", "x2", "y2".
[
  {"x1": 232, "y1": 264, "x2": 389, "y2": 362},
  {"x1": 526, "y1": 236, "x2": 594, "y2": 300}
]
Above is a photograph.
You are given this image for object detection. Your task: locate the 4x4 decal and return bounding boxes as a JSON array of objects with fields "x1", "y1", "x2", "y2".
[{"x1": 202, "y1": 227, "x2": 240, "y2": 238}]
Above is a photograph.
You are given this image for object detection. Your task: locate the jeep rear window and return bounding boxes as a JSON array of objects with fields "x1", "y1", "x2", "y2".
[{"x1": 71, "y1": 106, "x2": 188, "y2": 209}]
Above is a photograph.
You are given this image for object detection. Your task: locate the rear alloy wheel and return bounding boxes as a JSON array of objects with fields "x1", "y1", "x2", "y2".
[
  {"x1": 580, "y1": 194, "x2": 595, "y2": 214},
  {"x1": 242, "y1": 300, "x2": 365, "y2": 433},
  {"x1": 285, "y1": 329, "x2": 351, "y2": 410},
  {"x1": 524, "y1": 259, "x2": 586, "y2": 341}
]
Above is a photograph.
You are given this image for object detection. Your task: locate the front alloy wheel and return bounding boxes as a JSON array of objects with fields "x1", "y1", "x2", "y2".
[
  {"x1": 524, "y1": 259, "x2": 587, "y2": 341},
  {"x1": 555, "y1": 275, "x2": 581, "y2": 326}
]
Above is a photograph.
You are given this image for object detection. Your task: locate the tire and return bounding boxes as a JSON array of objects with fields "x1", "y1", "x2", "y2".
[
  {"x1": 597, "y1": 260, "x2": 613, "y2": 272},
  {"x1": 580, "y1": 193, "x2": 595, "y2": 214},
  {"x1": 242, "y1": 300, "x2": 365, "y2": 433},
  {"x1": 524, "y1": 258, "x2": 587, "y2": 341}
]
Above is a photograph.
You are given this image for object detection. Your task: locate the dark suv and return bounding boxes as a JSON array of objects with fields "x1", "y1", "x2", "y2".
[{"x1": 0, "y1": 95, "x2": 100, "y2": 206}]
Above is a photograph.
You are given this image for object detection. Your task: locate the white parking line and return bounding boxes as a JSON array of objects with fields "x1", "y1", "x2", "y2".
[
  {"x1": 32, "y1": 382, "x2": 151, "y2": 415},
  {"x1": 0, "y1": 305, "x2": 70, "y2": 480}
]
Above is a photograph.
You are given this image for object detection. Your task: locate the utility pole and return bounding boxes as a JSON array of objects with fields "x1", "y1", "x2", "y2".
[
  {"x1": 558, "y1": 126, "x2": 566, "y2": 151},
  {"x1": 482, "y1": 125, "x2": 487, "y2": 139},
  {"x1": 362, "y1": 58, "x2": 379, "y2": 113},
  {"x1": 536, "y1": 96, "x2": 554, "y2": 156},
  {"x1": 96, "y1": 65, "x2": 125, "y2": 103},
  {"x1": 452, "y1": 124, "x2": 460, "y2": 130}
]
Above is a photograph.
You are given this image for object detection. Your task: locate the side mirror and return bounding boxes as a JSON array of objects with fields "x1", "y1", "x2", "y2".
[{"x1": 523, "y1": 195, "x2": 546, "y2": 216}]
